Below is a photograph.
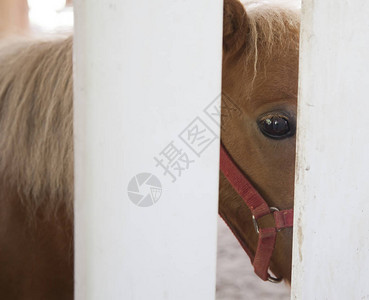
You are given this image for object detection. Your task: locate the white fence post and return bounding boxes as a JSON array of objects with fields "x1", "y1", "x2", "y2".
[
  {"x1": 292, "y1": 0, "x2": 369, "y2": 298},
  {"x1": 73, "y1": 0, "x2": 223, "y2": 299}
]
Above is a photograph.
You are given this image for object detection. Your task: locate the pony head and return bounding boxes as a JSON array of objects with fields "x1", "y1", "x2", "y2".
[{"x1": 220, "y1": 0, "x2": 300, "y2": 282}]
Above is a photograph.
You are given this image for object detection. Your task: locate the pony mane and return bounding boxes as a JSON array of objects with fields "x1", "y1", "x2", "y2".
[
  {"x1": 0, "y1": 37, "x2": 73, "y2": 218},
  {"x1": 242, "y1": 0, "x2": 300, "y2": 82},
  {"x1": 0, "y1": 1, "x2": 300, "y2": 219}
]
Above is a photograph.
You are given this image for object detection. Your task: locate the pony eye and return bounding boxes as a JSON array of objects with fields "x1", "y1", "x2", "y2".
[{"x1": 257, "y1": 113, "x2": 293, "y2": 139}]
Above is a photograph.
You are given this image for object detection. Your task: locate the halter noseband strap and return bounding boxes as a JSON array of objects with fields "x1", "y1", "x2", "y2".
[{"x1": 219, "y1": 143, "x2": 294, "y2": 282}]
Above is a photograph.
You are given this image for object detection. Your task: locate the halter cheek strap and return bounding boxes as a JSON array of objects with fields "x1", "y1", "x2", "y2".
[{"x1": 219, "y1": 143, "x2": 294, "y2": 282}]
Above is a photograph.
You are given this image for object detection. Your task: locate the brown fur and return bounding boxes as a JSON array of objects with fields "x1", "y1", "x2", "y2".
[
  {"x1": 221, "y1": 0, "x2": 299, "y2": 282},
  {"x1": 0, "y1": 0, "x2": 299, "y2": 297},
  {"x1": 0, "y1": 37, "x2": 74, "y2": 299},
  {"x1": 0, "y1": 37, "x2": 74, "y2": 218}
]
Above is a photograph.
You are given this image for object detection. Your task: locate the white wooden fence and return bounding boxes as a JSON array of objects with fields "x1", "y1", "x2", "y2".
[
  {"x1": 73, "y1": 0, "x2": 223, "y2": 299},
  {"x1": 74, "y1": 0, "x2": 369, "y2": 298},
  {"x1": 292, "y1": 0, "x2": 369, "y2": 298}
]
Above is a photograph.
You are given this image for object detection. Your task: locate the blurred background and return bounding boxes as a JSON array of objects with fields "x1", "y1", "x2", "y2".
[
  {"x1": 0, "y1": 0, "x2": 73, "y2": 36},
  {"x1": 0, "y1": 0, "x2": 290, "y2": 298}
]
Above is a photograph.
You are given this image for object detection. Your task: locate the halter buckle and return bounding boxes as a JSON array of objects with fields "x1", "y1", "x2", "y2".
[
  {"x1": 267, "y1": 273, "x2": 283, "y2": 283},
  {"x1": 252, "y1": 207, "x2": 280, "y2": 234}
]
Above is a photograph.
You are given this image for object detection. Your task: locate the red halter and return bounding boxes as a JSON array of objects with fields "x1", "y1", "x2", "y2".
[{"x1": 219, "y1": 143, "x2": 294, "y2": 282}]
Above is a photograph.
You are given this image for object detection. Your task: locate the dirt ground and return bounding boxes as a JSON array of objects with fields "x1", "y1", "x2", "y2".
[{"x1": 216, "y1": 218, "x2": 290, "y2": 300}]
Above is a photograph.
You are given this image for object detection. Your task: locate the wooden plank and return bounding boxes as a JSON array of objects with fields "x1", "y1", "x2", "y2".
[
  {"x1": 73, "y1": 0, "x2": 223, "y2": 298},
  {"x1": 292, "y1": 0, "x2": 369, "y2": 298}
]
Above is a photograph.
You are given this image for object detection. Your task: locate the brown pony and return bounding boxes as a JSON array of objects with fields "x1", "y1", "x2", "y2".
[
  {"x1": 221, "y1": 0, "x2": 299, "y2": 282},
  {"x1": 0, "y1": 0, "x2": 299, "y2": 298}
]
